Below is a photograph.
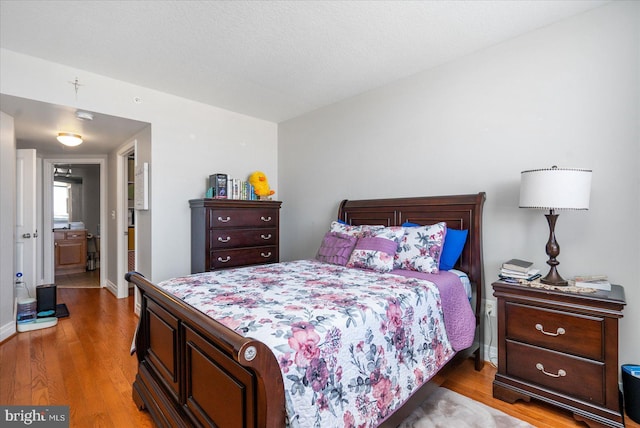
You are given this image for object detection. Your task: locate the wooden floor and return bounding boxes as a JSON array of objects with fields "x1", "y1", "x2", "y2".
[{"x1": 1, "y1": 283, "x2": 638, "y2": 427}]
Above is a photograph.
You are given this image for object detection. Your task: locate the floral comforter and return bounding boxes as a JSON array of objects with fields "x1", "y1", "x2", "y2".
[{"x1": 158, "y1": 259, "x2": 472, "y2": 428}]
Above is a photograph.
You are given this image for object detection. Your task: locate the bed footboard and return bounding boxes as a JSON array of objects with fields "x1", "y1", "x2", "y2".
[{"x1": 127, "y1": 272, "x2": 286, "y2": 428}]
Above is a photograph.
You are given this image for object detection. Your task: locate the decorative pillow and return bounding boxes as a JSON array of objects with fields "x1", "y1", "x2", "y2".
[
  {"x1": 372, "y1": 225, "x2": 405, "y2": 244},
  {"x1": 329, "y1": 221, "x2": 383, "y2": 238},
  {"x1": 346, "y1": 237, "x2": 398, "y2": 273},
  {"x1": 439, "y1": 228, "x2": 468, "y2": 271},
  {"x1": 395, "y1": 222, "x2": 447, "y2": 273},
  {"x1": 316, "y1": 232, "x2": 358, "y2": 266},
  {"x1": 401, "y1": 222, "x2": 467, "y2": 271}
]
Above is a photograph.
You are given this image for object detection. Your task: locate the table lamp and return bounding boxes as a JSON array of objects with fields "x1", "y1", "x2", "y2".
[{"x1": 519, "y1": 166, "x2": 592, "y2": 286}]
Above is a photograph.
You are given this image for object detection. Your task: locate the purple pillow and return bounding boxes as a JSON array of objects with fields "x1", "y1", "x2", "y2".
[{"x1": 316, "y1": 232, "x2": 357, "y2": 266}]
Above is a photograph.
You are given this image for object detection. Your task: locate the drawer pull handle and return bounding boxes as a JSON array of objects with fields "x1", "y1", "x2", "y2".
[
  {"x1": 217, "y1": 256, "x2": 231, "y2": 263},
  {"x1": 535, "y1": 323, "x2": 565, "y2": 337},
  {"x1": 218, "y1": 216, "x2": 231, "y2": 222},
  {"x1": 218, "y1": 236, "x2": 231, "y2": 242},
  {"x1": 260, "y1": 234, "x2": 272, "y2": 240},
  {"x1": 536, "y1": 363, "x2": 566, "y2": 378},
  {"x1": 260, "y1": 252, "x2": 272, "y2": 258},
  {"x1": 260, "y1": 216, "x2": 272, "y2": 222}
]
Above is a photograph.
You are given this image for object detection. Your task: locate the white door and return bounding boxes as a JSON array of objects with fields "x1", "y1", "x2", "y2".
[{"x1": 15, "y1": 149, "x2": 37, "y2": 296}]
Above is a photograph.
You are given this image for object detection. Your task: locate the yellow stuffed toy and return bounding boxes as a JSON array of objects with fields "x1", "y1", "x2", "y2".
[{"x1": 249, "y1": 171, "x2": 275, "y2": 198}]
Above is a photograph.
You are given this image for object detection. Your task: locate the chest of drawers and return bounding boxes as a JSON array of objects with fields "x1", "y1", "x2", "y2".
[
  {"x1": 190, "y1": 199, "x2": 282, "y2": 274},
  {"x1": 492, "y1": 281, "x2": 625, "y2": 428}
]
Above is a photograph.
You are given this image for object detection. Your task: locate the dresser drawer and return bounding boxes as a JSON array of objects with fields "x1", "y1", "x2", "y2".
[
  {"x1": 64, "y1": 230, "x2": 86, "y2": 240},
  {"x1": 55, "y1": 230, "x2": 86, "y2": 240},
  {"x1": 210, "y1": 247, "x2": 277, "y2": 269},
  {"x1": 209, "y1": 209, "x2": 278, "y2": 228},
  {"x1": 505, "y1": 302, "x2": 603, "y2": 360},
  {"x1": 506, "y1": 340, "x2": 605, "y2": 405},
  {"x1": 210, "y1": 228, "x2": 277, "y2": 249}
]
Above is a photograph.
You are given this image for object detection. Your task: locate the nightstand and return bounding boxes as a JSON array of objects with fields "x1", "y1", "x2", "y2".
[{"x1": 492, "y1": 280, "x2": 625, "y2": 428}]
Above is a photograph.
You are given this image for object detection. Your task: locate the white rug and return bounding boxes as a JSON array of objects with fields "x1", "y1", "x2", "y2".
[{"x1": 398, "y1": 387, "x2": 534, "y2": 428}]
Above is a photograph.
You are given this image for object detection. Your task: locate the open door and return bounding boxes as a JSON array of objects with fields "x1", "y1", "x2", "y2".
[{"x1": 15, "y1": 149, "x2": 37, "y2": 297}]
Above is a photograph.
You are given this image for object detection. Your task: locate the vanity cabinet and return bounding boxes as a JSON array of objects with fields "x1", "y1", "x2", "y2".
[{"x1": 54, "y1": 229, "x2": 87, "y2": 275}]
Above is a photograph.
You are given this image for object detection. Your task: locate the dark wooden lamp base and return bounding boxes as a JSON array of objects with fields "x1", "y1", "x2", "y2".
[{"x1": 541, "y1": 210, "x2": 568, "y2": 286}]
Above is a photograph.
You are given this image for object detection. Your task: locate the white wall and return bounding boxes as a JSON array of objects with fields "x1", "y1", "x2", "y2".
[
  {"x1": 0, "y1": 112, "x2": 16, "y2": 341},
  {"x1": 0, "y1": 49, "x2": 278, "y2": 286},
  {"x1": 279, "y1": 1, "x2": 640, "y2": 366}
]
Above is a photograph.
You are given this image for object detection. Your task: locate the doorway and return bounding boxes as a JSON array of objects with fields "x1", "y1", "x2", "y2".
[
  {"x1": 126, "y1": 152, "x2": 136, "y2": 274},
  {"x1": 43, "y1": 158, "x2": 106, "y2": 289},
  {"x1": 2, "y1": 94, "x2": 151, "y2": 302},
  {"x1": 115, "y1": 141, "x2": 137, "y2": 299},
  {"x1": 52, "y1": 163, "x2": 101, "y2": 287}
]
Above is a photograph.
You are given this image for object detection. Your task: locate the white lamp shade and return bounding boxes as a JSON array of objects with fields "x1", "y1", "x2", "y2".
[
  {"x1": 520, "y1": 167, "x2": 592, "y2": 210},
  {"x1": 57, "y1": 132, "x2": 83, "y2": 147}
]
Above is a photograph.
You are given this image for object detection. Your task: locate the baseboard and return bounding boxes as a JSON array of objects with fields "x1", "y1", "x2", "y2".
[
  {"x1": 105, "y1": 279, "x2": 118, "y2": 297},
  {"x1": 0, "y1": 320, "x2": 17, "y2": 343},
  {"x1": 484, "y1": 342, "x2": 498, "y2": 366}
]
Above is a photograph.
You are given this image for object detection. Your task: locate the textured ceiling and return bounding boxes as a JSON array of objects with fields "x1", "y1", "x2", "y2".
[{"x1": 1, "y1": 0, "x2": 609, "y2": 124}]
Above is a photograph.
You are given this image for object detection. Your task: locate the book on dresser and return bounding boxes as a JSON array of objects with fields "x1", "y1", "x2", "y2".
[
  {"x1": 501, "y1": 258, "x2": 533, "y2": 273},
  {"x1": 499, "y1": 258, "x2": 539, "y2": 282},
  {"x1": 498, "y1": 270, "x2": 540, "y2": 283},
  {"x1": 568, "y1": 275, "x2": 611, "y2": 291}
]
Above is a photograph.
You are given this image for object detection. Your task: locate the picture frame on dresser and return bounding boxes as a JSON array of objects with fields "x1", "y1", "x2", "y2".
[{"x1": 492, "y1": 280, "x2": 626, "y2": 428}]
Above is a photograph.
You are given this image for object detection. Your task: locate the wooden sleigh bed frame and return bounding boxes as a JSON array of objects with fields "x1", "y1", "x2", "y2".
[{"x1": 127, "y1": 193, "x2": 486, "y2": 427}]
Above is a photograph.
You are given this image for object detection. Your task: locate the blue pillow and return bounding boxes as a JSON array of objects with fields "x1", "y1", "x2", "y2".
[
  {"x1": 401, "y1": 221, "x2": 419, "y2": 227},
  {"x1": 439, "y1": 229, "x2": 468, "y2": 270},
  {"x1": 402, "y1": 222, "x2": 467, "y2": 270}
]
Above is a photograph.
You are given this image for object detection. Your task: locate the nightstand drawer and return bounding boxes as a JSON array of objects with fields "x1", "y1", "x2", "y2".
[
  {"x1": 210, "y1": 209, "x2": 278, "y2": 228},
  {"x1": 210, "y1": 247, "x2": 277, "y2": 269},
  {"x1": 210, "y1": 228, "x2": 277, "y2": 249},
  {"x1": 506, "y1": 340, "x2": 605, "y2": 405},
  {"x1": 505, "y1": 302, "x2": 603, "y2": 360}
]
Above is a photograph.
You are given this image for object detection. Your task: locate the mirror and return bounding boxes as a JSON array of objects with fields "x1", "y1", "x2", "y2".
[
  {"x1": 52, "y1": 164, "x2": 100, "y2": 234},
  {"x1": 53, "y1": 167, "x2": 82, "y2": 228}
]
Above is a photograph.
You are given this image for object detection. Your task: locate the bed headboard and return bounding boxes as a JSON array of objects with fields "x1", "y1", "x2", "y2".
[{"x1": 338, "y1": 193, "x2": 486, "y2": 328}]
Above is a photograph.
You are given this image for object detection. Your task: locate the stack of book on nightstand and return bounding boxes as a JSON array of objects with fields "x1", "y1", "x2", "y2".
[
  {"x1": 499, "y1": 258, "x2": 541, "y2": 283},
  {"x1": 568, "y1": 275, "x2": 611, "y2": 291}
]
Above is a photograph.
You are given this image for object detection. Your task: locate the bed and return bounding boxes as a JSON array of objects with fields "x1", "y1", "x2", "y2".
[{"x1": 127, "y1": 193, "x2": 485, "y2": 427}]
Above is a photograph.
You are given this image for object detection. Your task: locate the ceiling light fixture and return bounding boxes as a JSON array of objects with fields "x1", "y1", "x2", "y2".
[{"x1": 57, "y1": 132, "x2": 83, "y2": 147}]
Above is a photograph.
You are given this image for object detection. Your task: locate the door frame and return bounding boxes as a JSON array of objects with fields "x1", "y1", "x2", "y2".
[
  {"x1": 116, "y1": 140, "x2": 136, "y2": 298},
  {"x1": 43, "y1": 157, "x2": 107, "y2": 289}
]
